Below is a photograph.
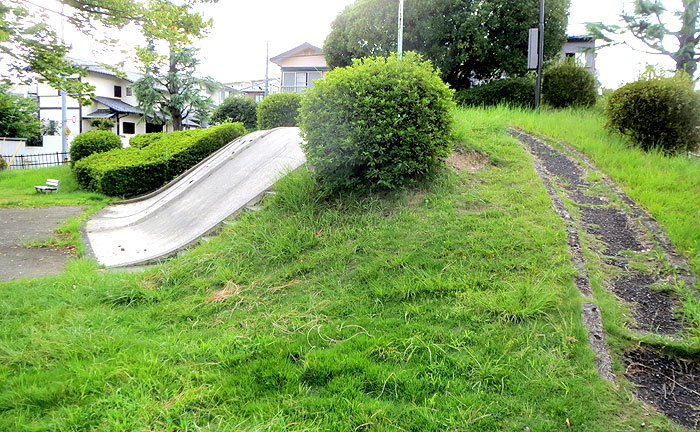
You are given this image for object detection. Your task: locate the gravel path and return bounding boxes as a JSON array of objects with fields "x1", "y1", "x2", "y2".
[
  {"x1": 0, "y1": 207, "x2": 84, "y2": 282},
  {"x1": 511, "y1": 130, "x2": 699, "y2": 430}
]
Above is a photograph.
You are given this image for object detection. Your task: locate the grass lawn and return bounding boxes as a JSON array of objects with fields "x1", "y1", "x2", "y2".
[
  {"x1": 0, "y1": 166, "x2": 111, "y2": 253},
  {"x1": 0, "y1": 165, "x2": 109, "y2": 208},
  {"x1": 470, "y1": 106, "x2": 700, "y2": 276},
  {"x1": 0, "y1": 110, "x2": 674, "y2": 431}
]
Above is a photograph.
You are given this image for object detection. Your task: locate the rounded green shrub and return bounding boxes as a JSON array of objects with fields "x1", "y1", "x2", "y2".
[
  {"x1": 542, "y1": 60, "x2": 598, "y2": 108},
  {"x1": 299, "y1": 52, "x2": 455, "y2": 192},
  {"x1": 69, "y1": 130, "x2": 121, "y2": 166},
  {"x1": 455, "y1": 77, "x2": 535, "y2": 108},
  {"x1": 90, "y1": 118, "x2": 115, "y2": 131},
  {"x1": 211, "y1": 96, "x2": 257, "y2": 130},
  {"x1": 606, "y1": 75, "x2": 700, "y2": 154},
  {"x1": 129, "y1": 132, "x2": 165, "y2": 149},
  {"x1": 0, "y1": 157, "x2": 7, "y2": 171},
  {"x1": 257, "y1": 92, "x2": 302, "y2": 129}
]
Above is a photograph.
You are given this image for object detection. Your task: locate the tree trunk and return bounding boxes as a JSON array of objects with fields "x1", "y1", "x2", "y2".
[
  {"x1": 168, "y1": 46, "x2": 184, "y2": 131},
  {"x1": 676, "y1": 0, "x2": 699, "y2": 77}
]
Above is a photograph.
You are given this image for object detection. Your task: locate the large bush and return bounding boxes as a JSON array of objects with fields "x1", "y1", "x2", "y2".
[
  {"x1": 606, "y1": 75, "x2": 700, "y2": 154},
  {"x1": 74, "y1": 123, "x2": 246, "y2": 197},
  {"x1": 542, "y1": 60, "x2": 598, "y2": 108},
  {"x1": 299, "y1": 52, "x2": 455, "y2": 192},
  {"x1": 257, "y1": 92, "x2": 302, "y2": 129},
  {"x1": 455, "y1": 77, "x2": 535, "y2": 108},
  {"x1": 211, "y1": 96, "x2": 257, "y2": 130},
  {"x1": 129, "y1": 132, "x2": 165, "y2": 149},
  {"x1": 69, "y1": 130, "x2": 122, "y2": 166}
]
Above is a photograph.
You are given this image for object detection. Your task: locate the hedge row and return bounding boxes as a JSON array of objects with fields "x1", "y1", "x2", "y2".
[
  {"x1": 129, "y1": 132, "x2": 166, "y2": 149},
  {"x1": 455, "y1": 77, "x2": 535, "y2": 108},
  {"x1": 74, "y1": 123, "x2": 247, "y2": 197}
]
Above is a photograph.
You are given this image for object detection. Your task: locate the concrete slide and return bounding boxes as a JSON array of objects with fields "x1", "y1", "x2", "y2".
[{"x1": 85, "y1": 127, "x2": 306, "y2": 267}]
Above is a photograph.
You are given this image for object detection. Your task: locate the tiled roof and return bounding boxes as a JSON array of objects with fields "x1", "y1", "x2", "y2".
[
  {"x1": 270, "y1": 42, "x2": 323, "y2": 64},
  {"x1": 83, "y1": 109, "x2": 115, "y2": 119},
  {"x1": 92, "y1": 96, "x2": 143, "y2": 115}
]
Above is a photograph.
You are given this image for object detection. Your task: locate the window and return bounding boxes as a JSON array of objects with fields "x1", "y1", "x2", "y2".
[
  {"x1": 114, "y1": 85, "x2": 122, "y2": 97},
  {"x1": 308, "y1": 72, "x2": 323, "y2": 89},
  {"x1": 126, "y1": 87, "x2": 132, "y2": 96},
  {"x1": 255, "y1": 94, "x2": 264, "y2": 103},
  {"x1": 122, "y1": 121, "x2": 135, "y2": 134},
  {"x1": 220, "y1": 90, "x2": 226, "y2": 100}
]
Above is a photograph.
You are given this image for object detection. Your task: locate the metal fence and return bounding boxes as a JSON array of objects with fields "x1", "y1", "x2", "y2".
[{"x1": 1, "y1": 152, "x2": 70, "y2": 170}]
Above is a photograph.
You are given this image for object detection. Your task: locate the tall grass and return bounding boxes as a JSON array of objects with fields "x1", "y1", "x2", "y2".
[
  {"x1": 460, "y1": 106, "x2": 700, "y2": 276},
  {"x1": 0, "y1": 114, "x2": 672, "y2": 430}
]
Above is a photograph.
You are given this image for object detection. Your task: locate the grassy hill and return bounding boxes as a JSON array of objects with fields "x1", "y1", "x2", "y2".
[{"x1": 0, "y1": 109, "x2": 687, "y2": 431}]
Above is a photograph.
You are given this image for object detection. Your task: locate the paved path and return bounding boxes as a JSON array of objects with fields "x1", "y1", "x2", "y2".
[
  {"x1": 512, "y1": 130, "x2": 698, "y2": 430},
  {"x1": 86, "y1": 127, "x2": 306, "y2": 268},
  {"x1": 0, "y1": 206, "x2": 84, "y2": 282}
]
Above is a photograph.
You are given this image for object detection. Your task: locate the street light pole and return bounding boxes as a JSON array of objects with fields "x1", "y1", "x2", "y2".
[
  {"x1": 397, "y1": 0, "x2": 404, "y2": 59},
  {"x1": 535, "y1": 0, "x2": 545, "y2": 109},
  {"x1": 60, "y1": 3, "x2": 68, "y2": 154}
]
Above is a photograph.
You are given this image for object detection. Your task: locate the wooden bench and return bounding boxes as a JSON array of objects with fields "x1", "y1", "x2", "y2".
[{"x1": 35, "y1": 179, "x2": 60, "y2": 193}]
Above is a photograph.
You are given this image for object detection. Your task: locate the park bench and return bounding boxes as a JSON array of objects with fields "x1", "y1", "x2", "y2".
[{"x1": 35, "y1": 179, "x2": 60, "y2": 193}]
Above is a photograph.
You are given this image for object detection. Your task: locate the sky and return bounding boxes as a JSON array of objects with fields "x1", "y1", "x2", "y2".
[{"x1": 43, "y1": 0, "x2": 681, "y2": 89}]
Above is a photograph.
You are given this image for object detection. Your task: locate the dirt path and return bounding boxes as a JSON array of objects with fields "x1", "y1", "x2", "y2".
[
  {"x1": 511, "y1": 130, "x2": 699, "y2": 430},
  {"x1": 0, "y1": 207, "x2": 84, "y2": 282}
]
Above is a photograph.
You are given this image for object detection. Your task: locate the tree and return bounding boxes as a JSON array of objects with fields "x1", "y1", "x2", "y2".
[
  {"x1": 132, "y1": 0, "x2": 215, "y2": 131},
  {"x1": 0, "y1": 82, "x2": 41, "y2": 139},
  {"x1": 0, "y1": 0, "x2": 141, "y2": 104},
  {"x1": 323, "y1": 0, "x2": 570, "y2": 89},
  {"x1": 588, "y1": 0, "x2": 700, "y2": 77}
]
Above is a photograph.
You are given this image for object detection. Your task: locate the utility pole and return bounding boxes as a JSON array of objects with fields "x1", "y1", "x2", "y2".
[
  {"x1": 535, "y1": 0, "x2": 545, "y2": 109},
  {"x1": 397, "y1": 0, "x2": 404, "y2": 59},
  {"x1": 265, "y1": 41, "x2": 269, "y2": 97},
  {"x1": 60, "y1": 2, "x2": 68, "y2": 154}
]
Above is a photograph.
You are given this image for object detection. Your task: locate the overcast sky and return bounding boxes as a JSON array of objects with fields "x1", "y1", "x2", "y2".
[{"x1": 49, "y1": 0, "x2": 680, "y2": 89}]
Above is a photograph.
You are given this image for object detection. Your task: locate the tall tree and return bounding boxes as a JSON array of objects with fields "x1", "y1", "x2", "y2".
[
  {"x1": 588, "y1": 0, "x2": 700, "y2": 77},
  {"x1": 0, "y1": 0, "x2": 140, "y2": 104},
  {"x1": 0, "y1": 82, "x2": 41, "y2": 138},
  {"x1": 323, "y1": 0, "x2": 570, "y2": 89},
  {"x1": 132, "y1": 0, "x2": 215, "y2": 131}
]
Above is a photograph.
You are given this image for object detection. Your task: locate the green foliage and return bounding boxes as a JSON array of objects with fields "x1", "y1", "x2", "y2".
[
  {"x1": 542, "y1": 60, "x2": 598, "y2": 108},
  {"x1": 89, "y1": 118, "x2": 115, "y2": 130},
  {"x1": 69, "y1": 130, "x2": 122, "y2": 167},
  {"x1": 74, "y1": 123, "x2": 246, "y2": 197},
  {"x1": 0, "y1": 82, "x2": 40, "y2": 139},
  {"x1": 455, "y1": 77, "x2": 535, "y2": 108},
  {"x1": 257, "y1": 93, "x2": 302, "y2": 129},
  {"x1": 605, "y1": 74, "x2": 700, "y2": 154},
  {"x1": 129, "y1": 132, "x2": 165, "y2": 149},
  {"x1": 299, "y1": 52, "x2": 455, "y2": 192},
  {"x1": 587, "y1": 0, "x2": 699, "y2": 77},
  {"x1": 0, "y1": 0, "x2": 139, "y2": 104},
  {"x1": 0, "y1": 157, "x2": 7, "y2": 171},
  {"x1": 211, "y1": 96, "x2": 257, "y2": 130},
  {"x1": 324, "y1": 0, "x2": 570, "y2": 89},
  {"x1": 133, "y1": 0, "x2": 214, "y2": 131}
]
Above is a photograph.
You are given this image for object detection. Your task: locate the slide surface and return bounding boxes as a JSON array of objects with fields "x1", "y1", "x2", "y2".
[{"x1": 86, "y1": 127, "x2": 306, "y2": 267}]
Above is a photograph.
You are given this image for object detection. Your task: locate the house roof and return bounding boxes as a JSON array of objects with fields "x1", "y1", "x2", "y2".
[
  {"x1": 567, "y1": 35, "x2": 594, "y2": 43},
  {"x1": 83, "y1": 109, "x2": 116, "y2": 119},
  {"x1": 270, "y1": 43, "x2": 323, "y2": 65},
  {"x1": 92, "y1": 96, "x2": 144, "y2": 115},
  {"x1": 280, "y1": 66, "x2": 329, "y2": 72}
]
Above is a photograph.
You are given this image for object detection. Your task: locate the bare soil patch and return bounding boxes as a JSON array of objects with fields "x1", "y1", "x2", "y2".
[
  {"x1": 447, "y1": 149, "x2": 489, "y2": 173},
  {"x1": 624, "y1": 348, "x2": 700, "y2": 430},
  {"x1": 580, "y1": 206, "x2": 645, "y2": 256},
  {"x1": 611, "y1": 274, "x2": 684, "y2": 335}
]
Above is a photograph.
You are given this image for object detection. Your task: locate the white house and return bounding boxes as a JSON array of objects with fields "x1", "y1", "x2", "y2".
[
  {"x1": 561, "y1": 36, "x2": 596, "y2": 76},
  {"x1": 28, "y1": 58, "x2": 224, "y2": 152},
  {"x1": 270, "y1": 43, "x2": 328, "y2": 93}
]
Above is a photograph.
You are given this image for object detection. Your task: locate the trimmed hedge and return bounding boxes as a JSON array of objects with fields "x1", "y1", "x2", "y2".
[
  {"x1": 257, "y1": 92, "x2": 302, "y2": 129},
  {"x1": 299, "y1": 52, "x2": 455, "y2": 192},
  {"x1": 606, "y1": 75, "x2": 700, "y2": 154},
  {"x1": 74, "y1": 123, "x2": 247, "y2": 197},
  {"x1": 129, "y1": 132, "x2": 165, "y2": 149},
  {"x1": 455, "y1": 77, "x2": 535, "y2": 108},
  {"x1": 542, "y1": 60, "x2": 598, "y2": 108},
  {"x1": 69, "y1": 130, "x2": 122, "y2": 166},
  {"x1": 211, "y1": 96, "x2": 257, "y2": 130}
]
